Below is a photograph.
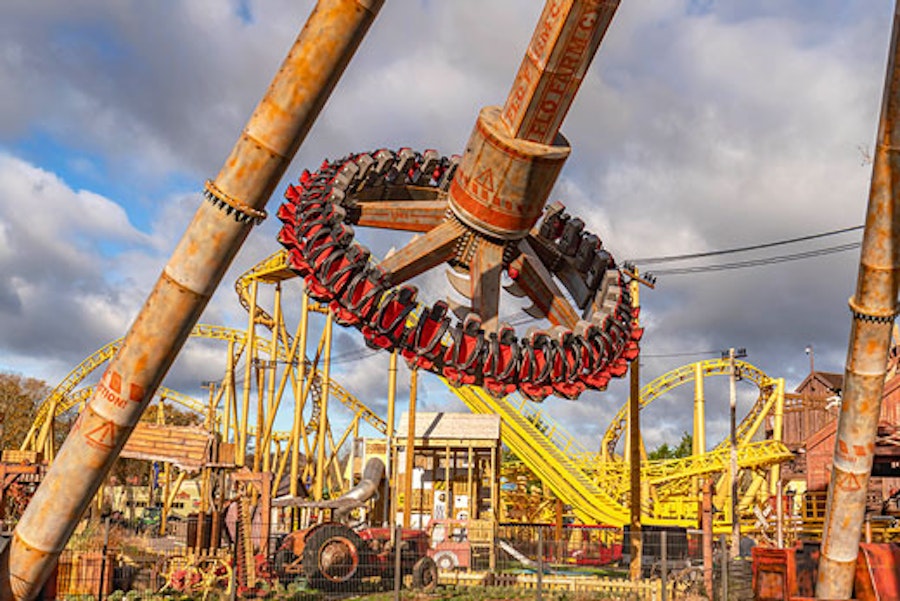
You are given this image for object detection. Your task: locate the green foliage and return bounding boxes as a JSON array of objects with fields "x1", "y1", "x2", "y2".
[
  {"x1": 648, "y1": 432, "x2": 693, "y2": 460},
  {"x1": 0, "y1": 371, "x2": 49, "y2": 451}
]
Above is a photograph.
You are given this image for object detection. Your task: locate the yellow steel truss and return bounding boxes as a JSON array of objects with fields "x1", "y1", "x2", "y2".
[{"x1": 601, "y1": 358, "x2": 778, "y2": 459}]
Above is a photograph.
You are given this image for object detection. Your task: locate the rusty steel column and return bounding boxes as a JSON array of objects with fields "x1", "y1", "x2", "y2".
[
  {"x1": 627, "y1": 277, "x2": 642, "y2": 580},
  {"x1": 0, "y1": 2, "x2": 383, "y2": 599},
  {"x1": 447, "y1": 0, "x2": 619, "y2": 240},
  {"x1": 817, "y1": 4, "x2": 900, "y2": 598}
]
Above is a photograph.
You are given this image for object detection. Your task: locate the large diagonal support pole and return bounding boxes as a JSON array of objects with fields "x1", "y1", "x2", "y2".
[
  {"x1": 0, "y1": 1, "x2": 382, "y2": 598},
  {"x1": 816, "y1": 3, "x2": 900, "y2": 598}
]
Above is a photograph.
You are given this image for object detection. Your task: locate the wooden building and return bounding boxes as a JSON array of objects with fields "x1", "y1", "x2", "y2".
[
  {"x1": 798, "y1": 370, "x2": 900, "y2": 503},
  {"x1": 782, "y1": 371, "x2": 843, "y2": 450},
  {"x1": 394, "y1": 412, "x2": 501, "y2": 529}
]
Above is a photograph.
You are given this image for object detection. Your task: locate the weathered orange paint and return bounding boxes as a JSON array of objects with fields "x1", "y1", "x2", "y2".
[
  {"x1": 817, "y1": 5, "x2": 900, "y2": 598},
  {"x1": 0, "y1": 1, "x2": 383, "y2": 599},
  {"x1": 447, "y1": 106, "x2": 569, "y2": 238}
]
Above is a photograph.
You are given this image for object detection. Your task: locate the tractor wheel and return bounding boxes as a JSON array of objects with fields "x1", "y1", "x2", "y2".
[
  {"x1": 302, "y1": 523, "x2": 364, "y2": 591},
  {"x1": 412, "y1": 556, "x2": 438, "y2": 592},
  {"x1": 433, "y1": 550, "x2": 459, "y2": 571}
]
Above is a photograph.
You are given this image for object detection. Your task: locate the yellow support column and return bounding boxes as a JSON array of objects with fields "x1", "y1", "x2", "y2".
[
  {"x1": 384, "y1": 351, "x2": 398, "y2": 526},
  {"x1": 403, "y1": 368, "x2": 418, "y2": 529},
  {"x1": 224, "y1": 339, "x2": 236, "y2": 444},
  {"x1": 262, "y1": 283, "x2": 282, "y2": 474},
  {"x1": 693, "y1": 362, "x2": 706, "y2": 499},
  {"x1": 314, "y1": 313, "x2": 333, "y2": 501},
  {"x1": 290, "y1": 292, "x2": 310, "y2": 514},
  {"x1": 239, "y1": 280, "x2": 259, "y2": 466}
]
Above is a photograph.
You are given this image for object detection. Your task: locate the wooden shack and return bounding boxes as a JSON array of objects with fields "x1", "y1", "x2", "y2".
[{"x1": 393, "y1": 412, "x2": 501, "y2": 528}]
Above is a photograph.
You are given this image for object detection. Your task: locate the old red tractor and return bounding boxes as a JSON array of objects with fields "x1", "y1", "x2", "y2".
[{"x1": 275, "y1": 522, "x2": 437, "y2": 592}]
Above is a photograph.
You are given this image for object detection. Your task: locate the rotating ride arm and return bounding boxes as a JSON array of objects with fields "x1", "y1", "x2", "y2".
[{"x1": 275, "y1": 0, "x2": 643, "y2": 401}]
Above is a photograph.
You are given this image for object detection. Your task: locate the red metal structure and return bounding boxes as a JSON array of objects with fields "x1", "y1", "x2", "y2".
[{"x1": 276, "y1": 522, "x2": 437, "y2": 592}]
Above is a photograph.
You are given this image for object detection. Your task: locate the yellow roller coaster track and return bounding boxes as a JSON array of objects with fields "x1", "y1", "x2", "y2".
[
  {"x1": 56, "y1": 384, "x2": 294, "y2": 441},
  {"x1": 22, "y1": 324, "x2": 385, "y2": 453},
  {"x1": 451, "y1": 384, "x2": 791, "y2": 526},
  {"x1": 235, "y1": 250, "x2": 792, "y2": 526},
  {"x1": 601, "y1": 358, "x2": 779, "y2": 458}
]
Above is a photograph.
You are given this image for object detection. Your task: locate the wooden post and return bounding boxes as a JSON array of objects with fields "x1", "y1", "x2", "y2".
[{"x1": 467, "y1": 445, "x2": 474, "y2": 520}]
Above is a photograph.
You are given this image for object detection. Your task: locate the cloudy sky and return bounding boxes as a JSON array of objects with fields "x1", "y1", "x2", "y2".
[{"x1": 0, "y1": 0, "x2": 894, "y2": 454}]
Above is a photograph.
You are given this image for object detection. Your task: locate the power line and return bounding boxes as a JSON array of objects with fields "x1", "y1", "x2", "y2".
[
  {"x1": 651, "y1": 241, "x2": 860, "y2": 275},
  {"x1": 642, "y1": 349, "x2": 722, "y2": 358},
  {"x1": 630, "y1": 225, "x2": 863, "y2": 266}
]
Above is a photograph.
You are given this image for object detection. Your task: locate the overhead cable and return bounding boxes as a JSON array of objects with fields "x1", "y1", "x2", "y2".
[
  {"x1": 651, "y1": 242, "x2": 860, "y2": 275},
  {"x1": 630, "y1": 225, "x2": 863, "y2": 265}
]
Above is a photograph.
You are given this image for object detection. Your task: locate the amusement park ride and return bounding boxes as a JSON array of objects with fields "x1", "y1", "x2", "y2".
[{"x1": 2, "y1": 0, "x2": 900, "y2": 599}]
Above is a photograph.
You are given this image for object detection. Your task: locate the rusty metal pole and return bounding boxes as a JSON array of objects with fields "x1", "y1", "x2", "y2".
[
  {"x1": 728, "y1": 348, "x2": 740, "y2": 559},
  {"x1": 444, "y1": 0, "x2": 619, "y2": 331},
  {"x1": 628, "y1": 278, "x2": 642, "y2": 580},
  {"x1": 0, "y1": 2, "x2": 383, "y2": 598},
  {"x1": 817, "y1": 5, "x2": 900, "y2": 598}
]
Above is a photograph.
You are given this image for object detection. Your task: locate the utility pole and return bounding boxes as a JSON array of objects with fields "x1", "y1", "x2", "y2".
[
  {"x1": 725, "y1": 347, "x2": 747, "y2": 558},
  {"x1": 628, "y1": 276, "x2": 642, "y2": 580},
  {"x1": 805, "y1": 344, "x2": 815, "y2": 376}
]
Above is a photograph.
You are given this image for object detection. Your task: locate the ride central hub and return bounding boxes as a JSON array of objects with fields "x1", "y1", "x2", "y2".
[{"x1": 447, "y1": 106, "x2": 571, "y2": 240}]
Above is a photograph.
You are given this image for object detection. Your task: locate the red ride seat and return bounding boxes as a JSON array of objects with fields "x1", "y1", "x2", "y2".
[
  {"x1": 331, "y1": 267, "x2": 386, "y2": 327},
  {"x1": 314, "y1": 244, "x2": 370, "y2": 303},
  {"x1": 580, "y1": 325, "x2": 613, "y2": 389},
  {"x1": 519, "y1": 330, "x2": 555, "y2": 401},
  {"x1": 551, "y1": 328, "x2": 586, "y2": 399},
  {"x1": 362, "y1": 286, "x2": 418, "y2": 350},
  {"x1": 276, "y1": 202, "x2": 299, "y2": 227},
  {"x1": 402, "y1": 301, "x2": 450, "y2": 370},
  {"x1": 483, "y1": 324, "x2": 519, "y2": 398},
  {"x1": 442, "y1": 314, "x2": 486, "y2": 386}
]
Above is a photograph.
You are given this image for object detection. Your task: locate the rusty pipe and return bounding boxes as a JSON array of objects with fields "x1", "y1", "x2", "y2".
[
  {"x1": 501, "y1": 0, "x2": 618, "y2": 144},
  {"x1": 448, "y1": 0, "x2": 619, "y2": 240},
  {"x1": 0, "y1": 2, "x2": 383, "y2": 599},
  {"x1": 816, "y1": 4, "x2": 900, "y2": 598}
]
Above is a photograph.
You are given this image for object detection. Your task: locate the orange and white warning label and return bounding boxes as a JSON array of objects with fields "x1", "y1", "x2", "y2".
[{"x1": 96, "y1": 370, "x2": 145, "y2": 410}]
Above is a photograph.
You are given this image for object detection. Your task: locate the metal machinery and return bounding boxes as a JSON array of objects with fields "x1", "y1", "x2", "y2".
[
  {"x1": 273, "y1": 0, "x2": 644, "y2": 403},
  {"x1": 5, "y1": 0, "x2": 898, "y2": 597},
  {"x1": 276, "y1": 522, "x2": 437, "y2": 592}
]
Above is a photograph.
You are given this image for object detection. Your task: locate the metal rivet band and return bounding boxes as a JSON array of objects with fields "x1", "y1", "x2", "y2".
[
  {"x1": 849, "y1": 300, "x2": 899, "y2": 324},
  {"x1": 203, "y1": 180, "x2": 267, "y2": 225}
]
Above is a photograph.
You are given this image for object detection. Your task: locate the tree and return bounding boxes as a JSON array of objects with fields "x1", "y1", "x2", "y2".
[
  {"x1": 0, "y1": 372, "x2": 49, "y2": 452},
  {"x1": 648, "y1": 432, "x2": 694, "y2": 460}
]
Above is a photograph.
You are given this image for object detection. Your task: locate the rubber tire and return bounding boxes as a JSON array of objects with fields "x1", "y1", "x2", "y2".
[
  {"x1": 301, "y1": 523, "x2": 365, "y2": 591},
  {"x1": 412, "y1": 556, "x2": 438, "y2": 592},
  {"x1": 273, "y1": 546, "x2": 297, "y2": 584}
]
